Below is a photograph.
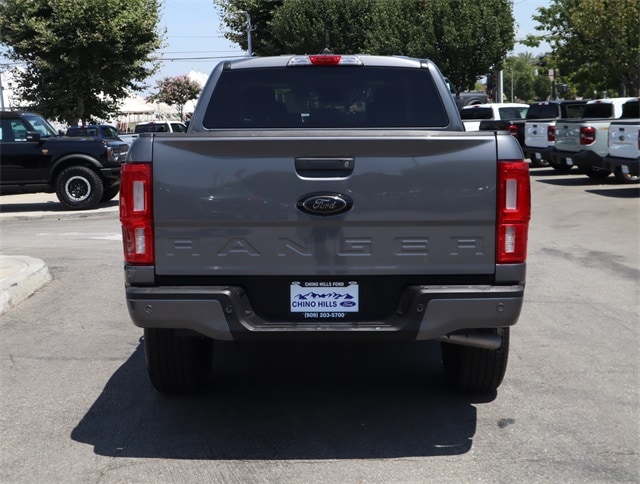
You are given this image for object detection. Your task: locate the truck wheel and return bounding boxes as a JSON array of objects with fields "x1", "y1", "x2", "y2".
[
  {"x1": 584, "y1": 167, "x2": 611, "y2": 180},
  {"x1": 100, "y1": 184, "x2": 120, "y2": 202},
  {"x1": 55, "y1": 166, "x2": 104, "y2": 210},
  {"x1": 549, "y1": 161, "x2": 572, "y2": 173},
  {"x1": 441, "y1": 327, "x2": 509, "y2": 393},
  {"x1": 613, "y1": 169, "x2": 640, "y2": 184},
  {"x1": 529, "y1": 158, "x2": 549, "y2": 168},
  {"x1": 143, "y1": 328, "x2": 213, "y2": 395}
]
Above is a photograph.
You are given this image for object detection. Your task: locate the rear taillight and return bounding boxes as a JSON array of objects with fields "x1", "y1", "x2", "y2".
[
  {"x1": 497, "y1": 160, "x2": 530, "y2": 264},
  {"x1": 547, "y1": 125, "x2": 556, "y2": 142},
  {"x1": 580, "y1": 126, "x2": 596, "y2": 145},
  {"x1": 506, "y1": 124, "x2": 519, "y2": 137},
  {"x1": 120, "y1": 162, "x2": 154, "y2": 265}
]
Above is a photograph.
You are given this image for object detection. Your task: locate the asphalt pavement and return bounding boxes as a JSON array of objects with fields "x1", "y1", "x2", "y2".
[{"x1": 0, "y1": 192, "x2": 119, "y2": 314}]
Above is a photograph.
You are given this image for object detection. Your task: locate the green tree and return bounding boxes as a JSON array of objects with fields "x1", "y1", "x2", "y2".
[
  {"x1": 366, "y1": 0, "x2": 517, "y2": 91},
  {"x1": 503, "y1": 53, "x2": 552, "y2": 102},
  {"x1": 0, "y1": 0, "x2": 163, "y2": 125},
  {"x1": 270, "y1": 0, "x2": 375, "y2": 54},
  {"x1": 420, "y1": 0, "x2": 514, "y2": 91},
  {"x1": 216, "y1": 0, "x2": 515, "y2": 92},
  {"x1": 365, "y1": 1, "x2": 437, "y2": 59},
  {"x1": 147, "y1": 75, "x2": 203, "y2": 121},
  {"x1": 524, "y1": 0, "x2": 640, "y2": 96}
]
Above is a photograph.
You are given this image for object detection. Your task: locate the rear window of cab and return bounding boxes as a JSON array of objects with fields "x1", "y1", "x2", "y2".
[{"x1": 203, "y1": 66, "x2": 449, "y2": 129}]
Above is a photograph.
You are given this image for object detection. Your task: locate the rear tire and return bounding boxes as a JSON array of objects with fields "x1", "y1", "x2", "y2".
[
  {"x1": 55, "y1": 166, "x2": 104, "y2": 210},
  {"x1": 613, "y1": 168, "x2": 640, "y2": 184},
  {"x1": 144, "y1": 328, "x2": 213, "y2": 395},
  {"x1": 441, "y1": 328, "x2": 509, "y2": 393},
  {"x1": 584, "y1": 167, "x2": 611, "y2": 180},
  {"x1": 549, "y1": 161, "x2": 572, "y2": 172},
  {"x1": 529, "y1": 157, "x2": 550, "y2": 168}
]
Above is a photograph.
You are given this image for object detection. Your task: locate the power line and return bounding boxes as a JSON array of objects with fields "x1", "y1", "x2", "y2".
[
  {"x1": 155, "y1": 54, "x2": 247, "y2": 61},
  {"x1": 160, "y1": 50, "x2": 242, "y2": 54},
  {"x1": 167, "y1": 35, "x2": 223, "y2": 39}
]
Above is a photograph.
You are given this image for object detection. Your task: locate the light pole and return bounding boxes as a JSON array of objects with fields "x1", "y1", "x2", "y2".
[{"x1": 510, "y1": 67, "x2": 514, "y2": 103}]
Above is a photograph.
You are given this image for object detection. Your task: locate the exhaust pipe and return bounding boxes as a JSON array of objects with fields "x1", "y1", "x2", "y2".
[{"x1": 438, "y1": 333, "x2": 502, "y2": 350}]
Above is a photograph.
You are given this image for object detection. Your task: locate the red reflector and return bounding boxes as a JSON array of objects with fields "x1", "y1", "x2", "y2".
[
  {"x1": 120, "y1": 163, "x2": 154, "y2": 265},
  {"x1": 308, "y1": 55, "x2": 342, "y2": 65},
  {"x1": 497, "y1": 160, "x2": 530, "y2": 264}
]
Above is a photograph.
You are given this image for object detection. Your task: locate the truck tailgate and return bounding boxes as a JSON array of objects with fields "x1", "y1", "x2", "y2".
[
  {"x1": 554, "y1": 122, "x2": 581, "y2": 153},
  {"x1": 525, "y1": 121, "x2": 553, "y2": 149},
  {"x1": 150, "y1": 132, "x2": 499, "y2": 277},
  {"x1": 608, "y1": 121, "x2": 640, "y2": 160}
]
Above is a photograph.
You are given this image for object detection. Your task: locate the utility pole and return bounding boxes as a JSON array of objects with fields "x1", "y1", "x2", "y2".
[
  {"x1": 238, "y1": 11, "x2": 254, "y2": 57},
  {"x1": 0, "y1": 70, "x2": 5, "y2": 110},
  {"x1": 550, "y1": 68, "x2": 558, "y2": 101}
]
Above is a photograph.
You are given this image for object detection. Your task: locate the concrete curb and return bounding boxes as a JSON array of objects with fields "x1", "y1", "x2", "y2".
[
  {"x1": 1, "y1": 193, "x2": 118, "y2": 315},
  {"x1": 0, "y1": 256, "x2": 52, "y2": 315}
]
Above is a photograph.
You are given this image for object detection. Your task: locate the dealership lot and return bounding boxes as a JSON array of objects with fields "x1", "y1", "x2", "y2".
[{"x1": 0, "y1": 167, "x2": 638, "y2": 483}]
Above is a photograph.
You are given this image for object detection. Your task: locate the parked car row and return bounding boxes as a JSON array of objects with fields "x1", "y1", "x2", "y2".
[
  {"x1": 527, "y1": 97, "x2": 639, "y2": 184},
  {"x1": 522, "y1": 99, "x2": 588, "y2": 166},
  {"x1": 65, "y1": 120, "x2": 187, "y2": 145},
  {"x1": 0, "y1": 112, "x2": 189, "y2": 210},
  {"x1": 466, "y1": 98, "x2": 639, "y2": 184}
]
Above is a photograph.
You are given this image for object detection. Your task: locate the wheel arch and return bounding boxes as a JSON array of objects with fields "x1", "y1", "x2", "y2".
[{"x1": 49, "y1": 154, "x2": 103, "y2": 185}]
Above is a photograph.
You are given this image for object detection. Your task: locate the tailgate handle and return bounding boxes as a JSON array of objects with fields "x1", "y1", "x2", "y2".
[{"x1": 295, "y1": 157, "x2": 355, "y2": 178}]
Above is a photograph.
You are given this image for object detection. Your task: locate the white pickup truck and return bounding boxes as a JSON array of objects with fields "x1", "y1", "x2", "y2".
[
  {"x1": 119, "y1": 120, "x2": 187, "y2": 145},
  {"x1": 459, "y1": 103, "x2": 529, "y2": 131},
  {"x1": 523, "y1": 100, "x2": 588, "y2": 167},
  {"x1": 603, "y1": 99, "x2": 639, "y2": 183},
  {"x1": 550, "y1": 97, "x2": 637, "y2": 180}
]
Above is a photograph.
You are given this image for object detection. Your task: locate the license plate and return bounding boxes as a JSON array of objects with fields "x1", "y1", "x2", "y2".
[
  {"x1": 290, "y1": 281, "x2": 359, "y2": 313},
  {"x1": 566, "y1": 157, "x2": 573, "y2": 165},
  {"x1": 535, "y1": 152, "x2": 542, "y2": 160},
  {"x1": 622, "y1": 165, "x2": 630, "y2": 174}
]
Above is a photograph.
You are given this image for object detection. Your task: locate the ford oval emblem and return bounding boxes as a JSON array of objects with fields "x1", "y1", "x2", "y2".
[{"x1": 297, "y1": 192, "x2": 353, "y2": 216}]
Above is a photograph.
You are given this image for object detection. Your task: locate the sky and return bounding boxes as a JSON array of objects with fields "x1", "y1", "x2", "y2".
[{"x1": 151, "y1": 0, "x2": 551, "y2": 91}]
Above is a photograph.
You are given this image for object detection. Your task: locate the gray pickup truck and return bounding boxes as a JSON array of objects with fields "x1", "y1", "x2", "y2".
[{"x1": 120, "y1": 54, "x2": 531, "y2": 395}]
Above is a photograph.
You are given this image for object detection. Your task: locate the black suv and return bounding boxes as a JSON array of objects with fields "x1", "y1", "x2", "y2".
[{"x1": 0, "y1": 111, "x2": 129, "y2": 209}]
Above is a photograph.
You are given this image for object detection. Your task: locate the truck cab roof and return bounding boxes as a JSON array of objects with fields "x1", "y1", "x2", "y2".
[{"x1": 220, "y1": 54, "x2": 428, "y2": 70}]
